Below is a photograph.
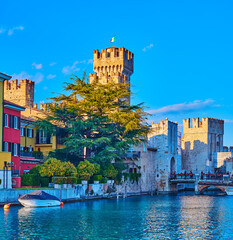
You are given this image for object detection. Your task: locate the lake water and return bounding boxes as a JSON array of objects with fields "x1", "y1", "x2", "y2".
[{"x1": 1, "y1": 193, "x2": 233, "y2": 239}]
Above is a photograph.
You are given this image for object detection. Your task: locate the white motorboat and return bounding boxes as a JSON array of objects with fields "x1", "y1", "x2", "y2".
[
  {"x1": 225, "y1": 187, "x2": 233, "y2": 196},
  {"x1": 18, "y1": 190, "x2": 61, "y2": 207}
]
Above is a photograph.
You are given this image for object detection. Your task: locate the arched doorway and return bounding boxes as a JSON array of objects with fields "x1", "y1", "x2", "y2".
[{"x1": 170, "y1": 157, "x2": 175, "y2": 174}]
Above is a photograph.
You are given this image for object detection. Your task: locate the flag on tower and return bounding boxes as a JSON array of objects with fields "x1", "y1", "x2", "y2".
[{"x1": 110, "y1": 36, "x2": 116, "y2": 43}]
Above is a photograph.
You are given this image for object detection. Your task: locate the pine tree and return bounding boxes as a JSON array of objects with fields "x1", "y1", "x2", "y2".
[{"x1": 37, "y1": 74, "x2": 150, "y2": 168}]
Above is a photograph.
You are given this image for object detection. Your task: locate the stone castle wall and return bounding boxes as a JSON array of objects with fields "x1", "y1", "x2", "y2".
[
  {"x1": 4, "y1": 79, "x2": 34, "y2": 108},
  {"x1": 182, "y1": 117, "x2": 224, "y2": 173},
  {"x1": 89, "y1": 47, "x2": 133, "y2": 84}
]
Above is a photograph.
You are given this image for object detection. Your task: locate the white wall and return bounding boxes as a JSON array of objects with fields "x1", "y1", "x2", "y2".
[{"x1": 0, "y1": 170, "x2": 12, "y2": 189}]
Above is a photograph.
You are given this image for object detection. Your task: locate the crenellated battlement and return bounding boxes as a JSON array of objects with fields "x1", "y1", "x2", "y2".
[
  {"x1": 93, "y1": 47, "x2": 133, "y2": 60},
  {"x1": 4, "y1": 79, "x2": 35, "y2": 108},
  {"x1": 4, "y1": 79, "x2": 34, "y2": 90},
  {"x1": 183, "y1": 117, "x2": 224, "y2": 134}
]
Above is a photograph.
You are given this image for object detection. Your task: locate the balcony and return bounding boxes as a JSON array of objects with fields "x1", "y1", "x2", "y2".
[
  {"x1": 122, "y1": 151, "x2": 141, "y2": 159},
  {"x1": 20, "y1": 151, "x2": 44, "y2": 159}
]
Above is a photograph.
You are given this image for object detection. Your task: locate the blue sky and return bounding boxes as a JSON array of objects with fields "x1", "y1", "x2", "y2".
[{"x1": 1, "y1": 0, "x2": 233, "y2": 145}]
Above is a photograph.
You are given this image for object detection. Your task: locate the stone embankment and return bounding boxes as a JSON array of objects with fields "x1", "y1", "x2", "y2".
[{"x1": 0, "y1": 182, "x2": 151, "y2": 205}]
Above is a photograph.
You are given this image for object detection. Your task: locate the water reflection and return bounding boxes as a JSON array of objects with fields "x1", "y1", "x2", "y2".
[{"x1": 0, "y1": 195, "x2": 233, "y2": 239}]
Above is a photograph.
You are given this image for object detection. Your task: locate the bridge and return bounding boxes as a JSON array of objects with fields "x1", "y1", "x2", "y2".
[
  {"x1": 197, "y1": 180, "x2": 233, "y2": 194},
  {"x1": 169, "y1": 174, "x2": 233, "y2": 194}
]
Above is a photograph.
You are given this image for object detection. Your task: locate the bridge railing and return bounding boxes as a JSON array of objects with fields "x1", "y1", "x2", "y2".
[{"x1": 170, "y1": 174, "x2": 195, "y2": 180}]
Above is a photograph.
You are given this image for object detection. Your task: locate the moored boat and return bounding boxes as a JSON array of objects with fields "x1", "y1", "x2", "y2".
[
  {"x1": 18, "y1": 190, "x2": 61, "y2": 207},
  {"x1": 225, "y1": 187, "x2": 233, "y2": 196}
]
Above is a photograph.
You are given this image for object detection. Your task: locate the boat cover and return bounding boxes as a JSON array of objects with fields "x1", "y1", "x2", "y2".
[{"x1": 18, "y1": 190, "x2": 60, "y2": 201}]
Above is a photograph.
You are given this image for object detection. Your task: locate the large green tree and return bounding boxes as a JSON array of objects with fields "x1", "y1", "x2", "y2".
[{"x1": 37, "y1": 74, "x2": 149, "y2": 168}]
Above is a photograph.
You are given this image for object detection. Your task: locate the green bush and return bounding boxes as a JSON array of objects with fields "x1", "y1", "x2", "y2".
[
  {"x1": 55, "y1": 177, "x2": 67, "y2": 184},
  {"x1": 40, "y1": 177, "x2": 49, "y2": 187},
  {"x1": 77, "y1": 178, "x2": 82, "y2": 184},
  {"x1": 93, "y1": 175, "x2": 102, "y2": 182},
  {"x1": 29, "y1": 165, "x2": 41, "y2": 175},
  {"x1": 100, "y1": 177, "x2": 107, "y2": 183},
  {"x1": 90, "y1": 189, "x2": 94, "y2": 195},
  {"x1": 67, "y1": 177, "x2": 77, "y2": 184},
  {"x1": 21, "y1": 174, "x2": 40, "y2": 186}
]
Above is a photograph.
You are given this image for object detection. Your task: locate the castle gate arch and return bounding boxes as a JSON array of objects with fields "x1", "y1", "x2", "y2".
[{"x1": 170, "y1": 157, "x2": 175, "y2": 173}]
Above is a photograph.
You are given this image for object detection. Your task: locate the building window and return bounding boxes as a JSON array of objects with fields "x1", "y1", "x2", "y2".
[
  {"x1": 12, "y1": 143, "x2": 19, "y2": 156},
  {"x1": 27, "y1": 128, "x2": 34, "y2": 138},
  {"x1": 13, "y1": 116, "x2": 18, "y2": 129},
  {"x1": 21, "y1": 127, "x2": 25, "y2": 136},
  {"x1": 13, "y1": 143, "x2": 17, "y2": 156},
  {"x1": 4, "y1": 114, "x2": 8, "y2": 127},
  {"x1": 3, "y1": 142, "x2": 8, "y2": 152},
  {"x1": 37, "y1": 129, "x2": 51, "y2": 144},
  {"x1": 20, "y1": 146, "x2": 24, "y2": 151}
]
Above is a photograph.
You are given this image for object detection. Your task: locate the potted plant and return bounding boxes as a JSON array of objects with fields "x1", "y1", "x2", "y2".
[
  {"x1": 103, "y1": 164, "x2": 118, "y2": 185},
  {"x1": 93, "y1": 175, "x2": 102, "y2": 184},
  {"x1": 54, "y1": 177, "x2": 63, "y2": 189},
  {"x1": 62, "y1": 177, "x2": 68, "y2": 188},
  {"x1": 67, "y1": 177, "x2": 74, "y2": 188},
  {"x1": 77, "y1": 160, "x2": 100, "y2": 185}
]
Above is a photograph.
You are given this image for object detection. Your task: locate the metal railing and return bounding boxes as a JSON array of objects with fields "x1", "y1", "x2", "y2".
[{"x1": 122, "y1": 151, "x2": 141, "y2": 158}]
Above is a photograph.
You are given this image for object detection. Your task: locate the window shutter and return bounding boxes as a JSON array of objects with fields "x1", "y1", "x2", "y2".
[
  {"x1": 18, "y1": 117, "x2": 20, "y2": 129},
  {"x1": 3, "y1": 114, "x2": 5, "y2": 127},
  {"x1": 12, "y1": 143, "x2": 14, "y2": 156},
  {"x1": 12, "y1": 115, "x2": 14, "y2": 128},
  {"x1": 2, "y1": 142, "x2": 5, "y2": 151},
  {"x1": 9, "y1": 115, "x2": 12, "y2": 128},
  {"x1": 27, "y1": 128, "x2": 29, "y2": 137},
  {"x1": 8, "y1": 142, "x2": 11, "y2": 152},
  {"x1": 23, "y1": 128, "x2": 26, "y2": 137},
  {"x1": 18, "y1": 144, "x2": 20, "y2": 156},
  {"x1": 36, "y1": 131, "x2": 39, "y2": 144},
  {"x1": 32, "y1": 129, "x2": 34, "y2": 138}
]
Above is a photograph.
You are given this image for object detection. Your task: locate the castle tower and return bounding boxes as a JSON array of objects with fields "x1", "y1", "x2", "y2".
[
  {"x1": 181, "y1": 117, "x2": 224, "y2": 173},
  {"x1": 89, "y1": 47, "x2": 134, "y2": 85},
  {"x1": 4, "y1": 79, "x2": 35, "y2": 108}
]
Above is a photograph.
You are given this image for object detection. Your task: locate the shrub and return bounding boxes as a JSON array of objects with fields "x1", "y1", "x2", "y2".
[
  {"x1": 67, "y1": 177, "x2": 77, "y2": 184},
  {"x1": 40, "y1": 177, "x2": 49, "y2": 187},
  {"x1": 77, "y1": 178, "x2": 82, "y2": 184},
  {"x1": 39, "y1": 158, "x2": 77, "y2": 177},
  {"x1": 21, "y1": 174, "x2": 40, "y2": 186},
  {"x1": 29, "y1": 165, "x2": 41, "y2": 175},
  {"x1": 103, "y1": 164, "x2": 118, "y2": 179},
  {"x1": 100, "y1": 177, "x2": 107, "y2": 183},
  {"x1": 77, "y1": 160, "x2": 100, "y2": 180},
  {"x1": 90, "y1": 189, "x2": 94, "y2": 195},
  {"x1": 55, "y1": 177, "x2": 67, "y2": 184},
  {"x1": 93, "y1": 175, "x2": 102, "y2": 182}
]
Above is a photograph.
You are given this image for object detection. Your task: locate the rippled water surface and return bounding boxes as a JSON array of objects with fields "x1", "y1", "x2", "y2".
[{"x1": 1, "y1": 194, "x2": 233, "y2": 239}]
